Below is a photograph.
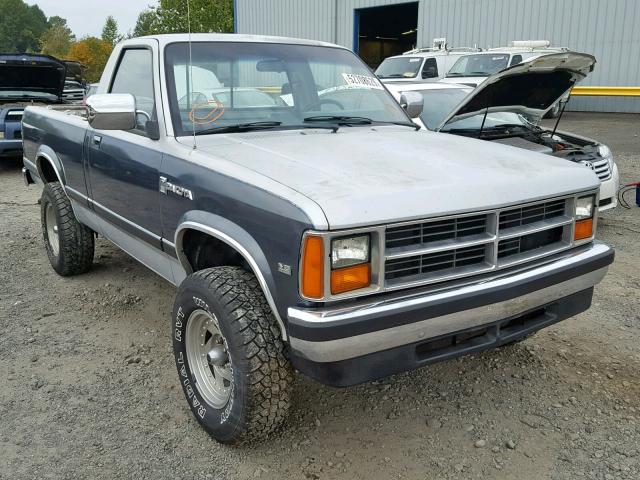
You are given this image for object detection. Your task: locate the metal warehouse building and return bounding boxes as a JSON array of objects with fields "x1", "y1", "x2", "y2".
[{"x1": 235, "y1": 0, "x2": 640, "y2": 113}]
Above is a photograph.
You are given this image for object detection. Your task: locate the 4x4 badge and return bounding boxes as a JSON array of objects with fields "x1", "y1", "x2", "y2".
[{"x1": 159, "y1": 176, "x2": 193, "y2": 200}]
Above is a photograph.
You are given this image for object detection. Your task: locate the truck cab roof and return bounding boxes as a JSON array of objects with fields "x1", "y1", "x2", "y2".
[{"x1": 131, "y1": 33, "x2": 346, "y2": 50}]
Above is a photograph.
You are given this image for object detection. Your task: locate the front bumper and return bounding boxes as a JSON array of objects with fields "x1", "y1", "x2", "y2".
[
  {"x1": 598, "y1": 164, "x2": 619, "y2": 211},
  {"x1": 288, "y1": 242, "x2": 613, "y2": 386}
]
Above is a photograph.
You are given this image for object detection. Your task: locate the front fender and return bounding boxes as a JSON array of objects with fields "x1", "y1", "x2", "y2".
[{"x1": 174, "y1": 210, "x2": 287, "y2": 340}]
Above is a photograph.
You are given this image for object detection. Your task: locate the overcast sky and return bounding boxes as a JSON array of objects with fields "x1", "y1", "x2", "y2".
[{"x1": 25, "y1": 0, "x2": 157, "y2": 39}]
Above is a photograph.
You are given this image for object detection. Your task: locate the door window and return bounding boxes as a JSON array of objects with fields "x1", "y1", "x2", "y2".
[
  {"x1": 110, "y1": 48, "x2": 156, "y2": 135},
  {"x1": 422, "y1": 58, "x2": 439, "y2": 79},
  {"x1": 509, "y1": 54, "x2": 523, "y2": 66}
]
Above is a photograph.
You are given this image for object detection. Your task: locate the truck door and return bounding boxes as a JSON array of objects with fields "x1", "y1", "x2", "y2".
[{"x1": 86, "y1": 47, "x2": 164, "y2": 248}]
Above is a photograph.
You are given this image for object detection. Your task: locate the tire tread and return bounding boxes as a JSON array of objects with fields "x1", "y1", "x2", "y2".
[
  {"x1": 41, "y1": 182, "x2": 94, "y2": 276},
  {"x1": 186, "y1": 266, "x2": 292, "y2": 444}
]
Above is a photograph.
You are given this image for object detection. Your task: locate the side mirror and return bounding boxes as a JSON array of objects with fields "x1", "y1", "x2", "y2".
[
  {"x1": 86, "y1": 93, "x2": 136, "y2": 130},
  {"x1": 400, "y1": 91, "x2": 423, "y2": 118}
]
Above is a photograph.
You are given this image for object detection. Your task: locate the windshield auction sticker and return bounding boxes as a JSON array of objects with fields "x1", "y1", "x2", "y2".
[{"x1": 342, "y1": 73, "x2": 384, "y2": 90}]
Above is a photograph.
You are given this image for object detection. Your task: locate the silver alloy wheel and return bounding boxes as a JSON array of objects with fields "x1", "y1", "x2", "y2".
[
  {"x1": 45, "y1": 203, "x2": 60, "y2": 256},
  {"x1": 185, "y1": 309, "x2": 233, "y2": 408}
]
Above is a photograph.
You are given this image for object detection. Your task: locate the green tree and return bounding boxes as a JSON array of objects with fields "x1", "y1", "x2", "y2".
[
  {"x1": 149, "y1": 0, "x2": 233, "y2": 34},
  {"x1": 47, "y1": 15, "x2": 69, "y2": 29},
  {"x1": 40, "y1": 18, "x2": 75, "y2": 59},
  {"x1": 67, "y1": 37, "x2": 113, "y2": 82},
  {"x1": 0, "y1": 0, "x2": 48, "y2": 52},
  {"x1": 101, "y1": 15, "x2": 120, "y2": 46},
  {"x1": 132, "y1": 8, "x2": 158, "y2": 37}
]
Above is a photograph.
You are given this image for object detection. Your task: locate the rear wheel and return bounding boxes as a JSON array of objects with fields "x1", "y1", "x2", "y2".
[
  {"x1": 40, "y1": 182, "x2": 94, "y2": 276},
  {"x1": 172, "y1": 266, "x2": 293, "y2": 444}
]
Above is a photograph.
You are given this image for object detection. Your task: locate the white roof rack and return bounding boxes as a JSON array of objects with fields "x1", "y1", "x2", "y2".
[
  {"x1": 403, "y1": 46, "x2": 481, "y2": 55},
  {"x1": 511, "y1": 40, "x2": 551, "y2": 48},
  {"x1": 403, "y1": 37, "x2": 481, "y2": 55},
  {"x1": 486, "y1": 40, "x2": 569, "y2": 52}
]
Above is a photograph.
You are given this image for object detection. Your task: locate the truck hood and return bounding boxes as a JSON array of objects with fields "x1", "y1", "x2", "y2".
[
  {"x1": 0, "y1": 54, "x2": 66, "y2": 101},
  {"x1": 438, "y1": 52, "x2": 596, "y2": 130},
  {"x1": 183, "y1": 127, "x2": 599, "y2": 229}
]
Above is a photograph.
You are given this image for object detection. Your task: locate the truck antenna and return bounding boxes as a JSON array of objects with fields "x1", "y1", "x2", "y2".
[{"x1": 187, "y1": 0, "x2": 197, "y2": 150}]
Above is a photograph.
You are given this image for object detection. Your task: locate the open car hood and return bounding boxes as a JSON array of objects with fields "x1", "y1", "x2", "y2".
[
  {"x1": 0, "y1": 54, "x2": 66, "y2": 99},
  {"x1": 437, "y1": 52, "x2": 596, "y2": 130}
]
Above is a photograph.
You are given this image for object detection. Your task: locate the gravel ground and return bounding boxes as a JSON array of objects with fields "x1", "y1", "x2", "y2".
[{"x1": 1, "y1": 112, "x2": 639, "y2": 480}]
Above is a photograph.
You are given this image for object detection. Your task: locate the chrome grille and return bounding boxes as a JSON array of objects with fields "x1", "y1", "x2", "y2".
[
  {"x1": 386, "y1": 245, "x2": 487, "y2": 280},
  {"x1": 386, "y1": 214, "x2": 487, "y2": 249},
  {"x1": 497, "y1": 227, "x2": 564, "y2": 259},
  {"x1": 589, "y1": 158, "x2": 612, "y2": 181},
  {"x1": 384, "y1": 197, "x2": 575, "y2": 289},
  {"x1": 62, "y1": 90, "x2": 85, "y2": 103},
  {"x1": 499, "y1": 199, "x2": 565, "y2": 230}
]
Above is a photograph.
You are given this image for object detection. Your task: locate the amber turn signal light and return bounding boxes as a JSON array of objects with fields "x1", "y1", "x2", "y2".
[
  {"x1": 330, "y1": 263, "x2": 370, "y2": 295},
  {"x1": 301, "y1": 236, "x2": 324, "y2": 299},
  {"x1": 574, "y1": 218, "x2": 594, "y2": 241}
]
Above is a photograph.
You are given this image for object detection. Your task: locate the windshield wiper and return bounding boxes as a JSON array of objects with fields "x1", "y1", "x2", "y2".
[
  {"x1": 304, "y1": 115, "x2": 373, "y2": 125},
  {"x1": 304, "y1": 116, "x2": 419, "y2": 131},
  {"x1": 195, "y1": 121, "x2": 283, "y2": 135},
  {"x1": 195, "y1": 121, "x2": 339, "y2": 136}
]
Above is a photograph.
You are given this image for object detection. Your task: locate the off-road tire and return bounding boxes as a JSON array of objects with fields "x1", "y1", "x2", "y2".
[
  {"x1": 172, "y1": 266, "x2": 293, "y2": 444},
  {"x1": 40, "y1": 182, "x2": 94, "y2": 276}
]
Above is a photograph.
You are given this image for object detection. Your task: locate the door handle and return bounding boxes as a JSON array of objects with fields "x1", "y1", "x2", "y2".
[{"x1": 92, "y1": 135, "x2": 102, "y2": 146}]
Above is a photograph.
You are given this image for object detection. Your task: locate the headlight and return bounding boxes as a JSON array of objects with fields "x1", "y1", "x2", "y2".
[
  {"x1": 301, "y1": 231, "x2": 380, "y2": 300},
  {"x1": 597, "y1": 144, "x2": 611, "y2": 158},
  {"x1": 597, "y1": 144, "x2": 614, "y2": 170},
  {"x1": 331, "y1": 235, "x2": 370, "y2": 269},
  {"x1": 575, "y1": 195, "x2": 595, "y2": 220},
  {"x1": 574, "y1": 195, "x2": 595, "y2": 242}
]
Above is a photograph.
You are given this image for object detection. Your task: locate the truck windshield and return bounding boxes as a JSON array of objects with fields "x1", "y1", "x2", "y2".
[
  {"x1": 0, "y1": 90, "x2": 58, "y2": 101},
  {"x1": 446, "y1": 54, "x2": 509, "y2": 77},
  {"x1": 409, "y1": 88, "x2": 470, "y2": 130},
  {"x1": 440, "y1": 111, "x2": 535, "y2": 132},
  {"x1": 165, "y1": 42, "x2": 409, "y2": 135},
  {"x1": 375, "y1": 57, "x2": 422, "y2": 78}
]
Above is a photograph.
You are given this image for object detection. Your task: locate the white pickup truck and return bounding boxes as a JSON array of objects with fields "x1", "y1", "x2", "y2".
[
  {"x1": 385, "y1": 53, "x2": 620, "y2": 211},
  {"x1": 21, "y1": 34, "x2": 613, "y2": 444}
]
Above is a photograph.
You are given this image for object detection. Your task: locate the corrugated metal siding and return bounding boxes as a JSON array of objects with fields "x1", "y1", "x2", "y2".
[
  {"x1": 417, "y1": 0, "x2": 640, "y2": 112},
  {"x1": 236, "y1": 0, "x2": 640, "y2": 112},
  {"x1": 236, "y1": 0, "x2": 337, "y2": 43}
]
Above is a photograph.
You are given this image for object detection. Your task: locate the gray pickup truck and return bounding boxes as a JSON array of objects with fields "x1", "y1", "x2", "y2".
[{"x1": 22, "y1": 34, "x2": 614, "y2": 444}]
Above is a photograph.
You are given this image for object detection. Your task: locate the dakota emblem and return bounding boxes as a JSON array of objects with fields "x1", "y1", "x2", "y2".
[{"x1": 159, "y1": 176, "x2": 193, "y2": 200}]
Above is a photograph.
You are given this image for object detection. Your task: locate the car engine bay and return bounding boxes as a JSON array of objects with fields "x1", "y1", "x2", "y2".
[{"x1": 491, "y1": 130, "x2": 602, "y2": 163}]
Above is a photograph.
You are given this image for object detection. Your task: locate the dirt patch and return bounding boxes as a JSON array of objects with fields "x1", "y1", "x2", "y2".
[{"x1": 1, "y1": 113, "x2": 639, "y2": 479}]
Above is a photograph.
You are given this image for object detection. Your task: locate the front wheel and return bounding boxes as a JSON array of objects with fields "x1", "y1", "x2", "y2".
[{"x1": 172, "y1": 266, "x2": 293, "y2": 444}]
